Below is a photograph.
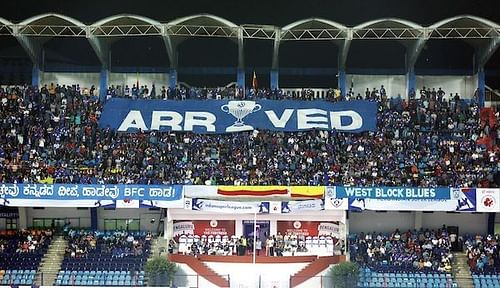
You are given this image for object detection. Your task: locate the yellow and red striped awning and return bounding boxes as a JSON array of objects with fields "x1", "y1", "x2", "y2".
[
  {"x1": 290, "y1": 186, "x2": 325, "y2": 198},
  {"x1": 217, "y1": 186, "x2": 289, "y2": 197}
]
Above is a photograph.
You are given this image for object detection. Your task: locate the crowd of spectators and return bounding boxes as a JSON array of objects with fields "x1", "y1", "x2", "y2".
[
  {"x1": 107, "y1": 84, "x2": 343, "y2": 101},
  {"x1": 0, "y1": 229, "x2": 53, "y2": 271},
  {"x1": 64, "y1": 230, "x2": 151, "y2": 259},
  {"x1": 0, "y1": 229, "x2": 52, "y2": 255},
  {"x1": 349, "y1": 227, "x2": 454, "y2": 273},
  {"x1": 464, "y1": 234, "x2": 500, "y2": 273},
  {"x1": 0, "y1": 83, "x2": 499, "y2": 187}
]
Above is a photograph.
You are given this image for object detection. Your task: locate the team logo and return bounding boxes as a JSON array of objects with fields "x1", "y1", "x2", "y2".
[
  {"x1": 325, "y1": 186, "x2": 336, "y2": 198},
  {"x1": 210, "y1": 220, "x2": 218, "y2": 228},
  {"x1": 293, "y1": 221, "x2": 302, "y2": 229},
  {"x1": 221, "y1": 101, "x2": 261, "y2": 132},
  {"x1": 331, "y1": 198, "x2": 344, "y2": 208},
  {"x1": 482, "y1": 196, "x2": 496, "y2": 208}
]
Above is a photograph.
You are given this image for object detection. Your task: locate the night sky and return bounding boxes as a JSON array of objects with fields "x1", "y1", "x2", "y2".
[
  {"x1": 2, "y1": 0, "x2": 499, "y2": 26},
  {"x1": 1, "y1": 0, "x2": 499, "y2": 86}
]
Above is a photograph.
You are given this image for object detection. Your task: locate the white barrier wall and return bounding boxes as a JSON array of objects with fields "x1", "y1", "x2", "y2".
[
  {"x1": 349, "y1": 211, "x2": 415, "y2": 234},
  {"x1": 39, "y1": 72, "x2": 169, "y2": 92},
  {"x1": 343, "y1": 74, "x2": 478, "y2": 99},
  {"x1": 109, "y1": 72, "x2": 168, "y2": 90},
  {"x1": 420, "y1": 212, "x2": 488, "y2": 235},
  {"x1": 347, "y1": 74, "x2": 407, "y2": 98},
  {"x1": 40, "y1": 72, "x2": 100, "y2": 90},
  {"x1": 349, "y1": 211, "x2": 488, "y2": 235},
  {"x1": 207, "y1": 262, "x2": 309, "y2": 288},
  {"x1": 416, "y1": 75, "x2": 478, "y2": 99}
]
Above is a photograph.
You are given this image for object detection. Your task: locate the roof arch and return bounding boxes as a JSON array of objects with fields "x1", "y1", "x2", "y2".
[
  {"x1": 430, "y1": 15, "x2": 499, "y2": 29},
  {"x1": 168, "y1": 14, "x2": 237, "y2": 28},
  {"x1": 354, "y1": 18, "x2": 422, "y2": 30},
  {"x1": 282, "y1": 18, "x2": 347, "y2": 31},
  {"x1": 0, "y1": 17, "x2": 13, "y2": 26},
  {"x1": 19, "y1": 13, "x2": 85, "y2": 27},
  {"x1": 92, "y1": 14, "x2": 162, "y2": 27}
]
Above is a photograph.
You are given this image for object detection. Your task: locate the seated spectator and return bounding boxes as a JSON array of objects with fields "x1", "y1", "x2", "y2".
[
  {"x1": 0, "y1": 84, "x2": 498, "y2": 188},
  {"x1": 350, "y1": 227, "x2": 453, "y2": 273}
]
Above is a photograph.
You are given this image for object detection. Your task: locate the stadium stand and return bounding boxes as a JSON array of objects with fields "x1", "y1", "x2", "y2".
[
  {"x1": 464, "y1": 234, "x2": 500, "y2": 288},
  {"x1": 55, "y1": 230, "x2": 150, "y2": 286},
  {"x1": 0, "y1": 84, "x2": 499, "y2": 187},
  {"x1": 350, "y1": 228, "x2": 459, "y2": 288},
  {"x1": 0, "y1": 229, "x2": 52, "y2": 286}
]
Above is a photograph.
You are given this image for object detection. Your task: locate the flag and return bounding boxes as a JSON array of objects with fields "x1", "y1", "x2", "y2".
[
  {"x1": 290, "y1": 186, "x2": 325, "y2": 198},
  {"x1": 252, "y1": 71, "x2": 258, "y2": 90},
  {"x1": 217, "y1": 186, "x2": 288, "y2": 197}
]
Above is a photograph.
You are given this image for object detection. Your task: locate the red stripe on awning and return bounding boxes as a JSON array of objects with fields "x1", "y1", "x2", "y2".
[{"x1": 217, "y1": 189, "x2": 288, "y2": 196}]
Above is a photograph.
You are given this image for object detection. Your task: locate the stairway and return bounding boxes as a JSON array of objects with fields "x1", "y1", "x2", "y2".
[
  {"x1": 169, "y1": 254, "x2": 230, "y2": 287},
  {"x1": 35, "y1": 235, "x2": 67, "y2": 286},
  {"x1": 290, "y1": 256, "x2": 343, "y2": 287},
  {"x1": 453, "y1": 252, "x2": 474, "y2": 288},
  {"x1": 150, "y1": 237, "x2": 169, "y2": 258}
]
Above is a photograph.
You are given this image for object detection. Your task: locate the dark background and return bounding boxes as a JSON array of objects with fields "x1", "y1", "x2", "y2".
[{"x1": 1, "y1": 0, "x2": 499, "y2": 86}]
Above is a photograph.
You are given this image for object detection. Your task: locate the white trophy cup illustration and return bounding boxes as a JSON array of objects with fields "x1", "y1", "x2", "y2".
[{"x1": 221, "y1": 100, "x2": 261, "y2": 132}]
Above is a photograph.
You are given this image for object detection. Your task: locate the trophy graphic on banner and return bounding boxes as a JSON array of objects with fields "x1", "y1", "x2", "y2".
[{"x1": 221, "y1": 101, "x2": 261, "y2": 132}]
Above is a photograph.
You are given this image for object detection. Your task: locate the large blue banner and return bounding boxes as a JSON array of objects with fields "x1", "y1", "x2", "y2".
[
  {"x1": 99, "y1": 99, "x2": 377, "y2": 133},
  {"x1": 0, "y1": 184, "x2": 182, "y2": 201},
  {"x1": 332, "y1": 186, "x2": 450, "y2": 200}
]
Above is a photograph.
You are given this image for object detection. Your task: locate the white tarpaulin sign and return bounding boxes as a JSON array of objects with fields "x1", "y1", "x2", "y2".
[
  {"x1": 476, "y1": 189, "x2": 500, "y2": 212},
  {"x1": 281, "y1": 199, "x2": 324, "y2": 213},
  {"x1": 187, "y1": 198, "x2": 270, "y2": 214},
  {"x1": 173, "y1": 221, "x2": 195, "y2": 237}
]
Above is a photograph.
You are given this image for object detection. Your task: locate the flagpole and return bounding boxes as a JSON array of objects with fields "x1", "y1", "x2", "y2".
[{"x1": 253, "y1": 212, "x2": 257, "y2": 265}]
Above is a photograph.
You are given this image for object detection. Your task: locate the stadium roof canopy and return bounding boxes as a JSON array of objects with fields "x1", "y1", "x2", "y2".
[
  {"x1": 0, "y1": 13, "x2": 497, "y2": 39},
  {"x1": 1, "y1": 14, "x2": 499, "y2": 72}
]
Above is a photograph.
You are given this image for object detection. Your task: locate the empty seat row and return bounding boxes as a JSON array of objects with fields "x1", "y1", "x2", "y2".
[{"x1": 55, "y1": 279, "x2": 144, "y2": 286}]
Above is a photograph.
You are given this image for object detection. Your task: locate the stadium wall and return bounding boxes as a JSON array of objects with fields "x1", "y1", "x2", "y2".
[
  {"x1": 40, "y1": 72, "x2": 99, "y2": 90},
  {"x1": 24, "y1": 207, "x2": 92, "y2": 229},
  {"x1": 97, "y1": 208, "x2": 162, "y2": 232},
  {"x1": 347, "y1": 74, "x2": 477, "y2": 99},
  {"x1": 416, "y1": 75, "x2": 478, "y2": 98},
  {"x1": 38, "y1": 72, "x2": 169, "y2": 92},
  {"x1": 347, "y1": 74, "x2": 406, "y2": 98},
  {"x1": 108, "y1": 72, "x2": 169, "y2": 90},
  {"x1": 349, "y1": 211, "x2": 488, "y2": 235}
]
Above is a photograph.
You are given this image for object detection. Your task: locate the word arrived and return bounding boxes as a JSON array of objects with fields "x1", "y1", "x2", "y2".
[
  {"x1": 117, "y1": 109, "x2": 363, "y2": 132},
  {"x1": 343, "y1": 187, "x2": 437, "y2": 199}
]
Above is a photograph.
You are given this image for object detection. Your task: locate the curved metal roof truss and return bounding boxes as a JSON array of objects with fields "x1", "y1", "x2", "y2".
[{"x1": 0, "y1": 14, "x2": 498, "y2": 40}]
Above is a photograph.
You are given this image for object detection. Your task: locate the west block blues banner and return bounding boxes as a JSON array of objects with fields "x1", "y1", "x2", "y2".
[
  {"x1": 348, "y1": 188, "x2": 477, "y2": 212},
  {"x1": 99, "y1": 99, "x2": 377, "y2": 133},
  {"x1": 332, "y1": 186, "x2": 450, "y2": 200},
  {"x1": 0, "y1": 184, "x2": 183, "y2": 203}
]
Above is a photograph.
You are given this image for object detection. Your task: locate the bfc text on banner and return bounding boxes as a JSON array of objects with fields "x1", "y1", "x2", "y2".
[
  {"x1": 99, "y1": 99, "x2": 377, "y2": 133},
  {"x1": 332, "y1": 186, "x2": 450, "y2": 200},
  {"x1": 0, "y1": 184, "x2": 183, "y2": 201}
]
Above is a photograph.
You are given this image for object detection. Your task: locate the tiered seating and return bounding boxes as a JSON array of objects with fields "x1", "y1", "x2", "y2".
[
  {"x1": 472, "y1": 274, "x2": 500, "y2": 288},
  {"x1": 56, "y1": 230, "x2": 150, "y2": 286},
  {"x1": 0, "y1": 230, "x2": 52, "y2": 285},
  {"x1": 0, "y1": 269, "x2": 36, "y2": 286},
  {"x1": 55, "y1": 270, "x2": 145, "y2": 286},
  {"x1": 357, "y1": 267, "x2": 457, "y2": 288}
]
